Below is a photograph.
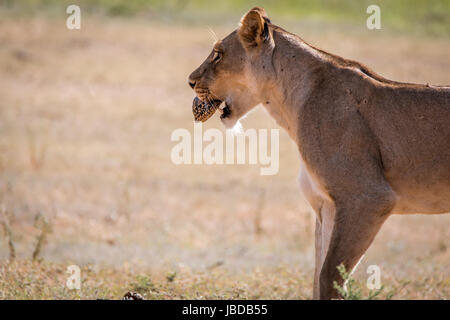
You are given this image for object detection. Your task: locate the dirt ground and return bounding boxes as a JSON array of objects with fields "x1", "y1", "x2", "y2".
[{"x1": 0, "y1": 15, "x2": 449, "y2": 299}]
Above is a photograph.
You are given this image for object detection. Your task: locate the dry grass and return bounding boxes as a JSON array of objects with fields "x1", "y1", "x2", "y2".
[
  {"x1": 0, "y1": 260, "x2": 314, "y2": 300},
  {"x1": 0, "y1": 14, "x2": 449, "y2": 299}
]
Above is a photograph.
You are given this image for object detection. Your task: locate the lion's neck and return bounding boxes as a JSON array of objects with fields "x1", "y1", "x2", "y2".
[{"x1": 258, "y1": 30, "x2": 327, "y2": 144}]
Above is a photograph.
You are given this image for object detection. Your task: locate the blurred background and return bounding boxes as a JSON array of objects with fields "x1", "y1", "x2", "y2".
[{"x1": 0, "y1": 0, "x2": 449, "y2": 299}]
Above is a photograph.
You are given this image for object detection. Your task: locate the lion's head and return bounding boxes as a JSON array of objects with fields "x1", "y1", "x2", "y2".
[{"x1": 188, "y1": 7, "x2": 274, "y2": 128}]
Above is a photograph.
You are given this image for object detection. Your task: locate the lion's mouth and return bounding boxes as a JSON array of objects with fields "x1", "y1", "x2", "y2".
[
  {"x1": 219, "y1": 104, "x2": 231, "y2": 120},
  {"x1": 192, "y1": 96, "x2": 230, "y2": 122}
]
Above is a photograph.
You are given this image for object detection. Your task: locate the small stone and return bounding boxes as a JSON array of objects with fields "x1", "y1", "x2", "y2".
[{"x1": 122, "y1": 291, "x2": 144, "y2": 300}]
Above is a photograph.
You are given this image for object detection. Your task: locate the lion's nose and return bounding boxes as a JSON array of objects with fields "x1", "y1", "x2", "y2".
[{"x1": 188, "y1": 80, "x2": 196, "y2": 89}]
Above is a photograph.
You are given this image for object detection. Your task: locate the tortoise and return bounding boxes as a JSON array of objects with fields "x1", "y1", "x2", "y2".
[{"x1": 192, "y1": 96, "x2": 229, "y2": 122}]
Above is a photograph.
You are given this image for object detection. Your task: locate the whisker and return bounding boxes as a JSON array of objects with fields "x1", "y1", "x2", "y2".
[
  {"x1": 207, "y1": 27, "x2": 218, "y2": 44},
  {"x1": 208, "y1": 89, "x2": 221, "y2": 101}
]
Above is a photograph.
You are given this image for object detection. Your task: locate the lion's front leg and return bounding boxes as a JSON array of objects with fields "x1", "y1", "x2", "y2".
[
  {"x1": 318, "y1": 193, "x2": 395, "y2": 299},
  {"x1": 312, "y1": 202, "x2": 335, "y2": 299},
  {"x1": 313, "y1": 217, "x2": 322, "y2": 299}
]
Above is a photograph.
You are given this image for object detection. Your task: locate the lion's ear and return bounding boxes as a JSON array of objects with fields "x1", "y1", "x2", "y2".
[{"x1": 238, "y1": 7, "x2": 270, "y2": 49}]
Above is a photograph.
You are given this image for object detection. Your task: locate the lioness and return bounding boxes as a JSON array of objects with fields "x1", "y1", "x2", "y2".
[{"x1": 188, "y1": 7, "x2": 450, "y2": 299}]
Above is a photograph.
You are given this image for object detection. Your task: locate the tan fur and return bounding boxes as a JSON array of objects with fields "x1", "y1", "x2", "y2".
[{"x1": 188, "y1": 7, "x2": 450, "y2": 299}]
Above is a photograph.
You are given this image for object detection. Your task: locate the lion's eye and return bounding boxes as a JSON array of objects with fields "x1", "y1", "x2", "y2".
[{"x1": 212, "y1": 51, "x2": 222, "y2": 63}]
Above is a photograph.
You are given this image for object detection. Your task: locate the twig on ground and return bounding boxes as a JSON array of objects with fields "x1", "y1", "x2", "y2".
[
  {"x1": 32, "y1": 213, "x2": 52, "y2": 261},
  {"x1": 0, "y1": 206, "x2": 16, "y2": 261}
]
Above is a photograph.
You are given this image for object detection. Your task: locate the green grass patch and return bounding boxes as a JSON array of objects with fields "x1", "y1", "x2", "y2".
[{"x1": 1, "y1": 0, "x2": 449, "y2": 36}]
